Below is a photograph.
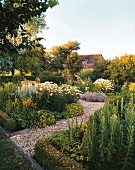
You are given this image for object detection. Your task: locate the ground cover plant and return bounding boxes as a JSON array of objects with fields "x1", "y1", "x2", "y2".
[
  {"x1": 0, "y1": 131, "x2": 35, "y2": 170},
  {"x1": 80, "y1": 91, "x2": 108, "y2": 102},
  {"x1": 44, "y1": 90, "x2": 135, "y2": 170}
]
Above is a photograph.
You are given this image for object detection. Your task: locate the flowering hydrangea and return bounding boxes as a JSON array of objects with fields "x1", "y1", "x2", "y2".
[{"x1": 94, "y1": 78, "x2": 114, "y2": 91}]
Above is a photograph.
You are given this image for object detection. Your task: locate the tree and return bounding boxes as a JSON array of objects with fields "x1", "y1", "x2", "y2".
[
  {"x1": 91, "y1": 59, "x2": 111, "y2": 81},
  {"x1": 0, "y1": 0, "x2": 58, "y2": 69},
  {"x1": 108, "y1": 54, "x2": 135, "y2": 85},
  {"x1": 18, "y1": 47, "x2": 45, "y2": 76},
  {"x1": 66, "y1": 52, "x2": 82, "y2": 78},
  {"x1": 50, "y1": 41, "x2": 80, "y2": 71}
]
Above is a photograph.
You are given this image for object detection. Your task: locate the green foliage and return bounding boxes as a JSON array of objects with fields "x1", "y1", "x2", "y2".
[
  {"x1": 75, "y1": 77, "x2": 97, "y2": 93},
  {"x1": 37, "y1": 89, "x2": 67, "y2": 113},
  {"x1": 7, "y1": 96, "x2": 39, "y2": 129},
  {"x1": 37, "y1": 110, "x2": 56, "y2": 128},
  {"x1": 0, "y1": 0, "x2": 58, "y2": 69},
  {"x1": 48, "y1": 119, "x2": 86, "y2": 164},
  {"x1": 0, "y1": 132, "x2": 35, "y2": 170},
  {"x1": 50, "y1": 41, "x2": 80, "y2": 72},
  {"x1": 4, "y1": 118, "x2": 16, "y2": 131},
  {"x1": 0, "y1": 110, "x2": 16, "y2": 130},
  {"x1": 47, "y1": 91, "x2": 135, "y2": 170},
  {"x1": 35, "y1": 138, "x2": 85, "y2": 170},
  {"x1": 36, "y1": 82, "x2": 81, "y2": 113},
  {"x1": 108, "y1": 54, "x2": 135, "y2": 85},
  {"x1": 0, "y1": 82, "x2": 17, "y2": 110},
  {"x1": 91, "y1": 59, "x2": 110, "y2": 82},
  {"x1": 48, "y1": 130, "x2": 69, "y2": 151},
  {"x1": 39, "y1": 71, "x2": 65, "y2": 84},
  {"x1": 78, "y1": 69, "x2": 92, "y2": 80},
  {"x1": 62, "y1": 103, "x2": 84, "y2": 118},
  {"x1": 81, "y1": 91, "x2": 135, "y2": 170},
  {"x1": 66, "y1": 52, "x2": 82, "y2": 78}
]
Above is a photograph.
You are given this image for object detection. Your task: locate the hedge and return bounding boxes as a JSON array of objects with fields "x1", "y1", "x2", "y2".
[{"x1": 35, "y1": 138, "x2": 85, "y2": 170}]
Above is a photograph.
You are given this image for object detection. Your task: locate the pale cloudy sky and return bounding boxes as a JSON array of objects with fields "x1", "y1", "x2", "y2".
[{"x1": 39, "y1": 0, "x2": 135, "y2": 59}]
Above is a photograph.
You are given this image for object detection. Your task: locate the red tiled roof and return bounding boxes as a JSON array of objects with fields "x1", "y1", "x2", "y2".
[{"x1": 79, "y1": 54, "x2": 104, "y2": 68}]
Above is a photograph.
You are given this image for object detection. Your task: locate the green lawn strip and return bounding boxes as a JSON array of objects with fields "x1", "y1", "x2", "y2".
[{"x1": 0, "y1": 131, "x2": 35, "y2": 170}]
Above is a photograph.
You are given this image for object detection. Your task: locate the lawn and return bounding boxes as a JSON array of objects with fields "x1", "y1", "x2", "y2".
[{"x1": 0, "y1": 131, "x2": 35, "y2": 170}]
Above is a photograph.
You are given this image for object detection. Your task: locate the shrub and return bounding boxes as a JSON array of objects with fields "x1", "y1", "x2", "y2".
[
  {"x1": 34, "y1": 138, "x2": 85, "y2": 170},
  {"x1": 36, "y1": 82, "x2": 81, "y2": 112},
  {"x1": 94, "y1": 78, "x2": 114, "y2": 92},
  {"x1": 48, "y1": 130, "x2": 69, "y2": 151},
  {"x1": 62, "y1": 103, "x2": 84, "y2": 118},
  {"x1": 78, "y1": 69, "x2": 92, "y2": 80},
  {"x1": 0, "y1": 110, "x2": 16, "y2": 130},
  {"x1": 74, "y1": 77, "x2": 98, "y2": 93},
  {"x1": 81, "y1": 91, "x2": 135, "y2": 170},
  {"x1": 80, "y1": 91, "x2": 108, "y2": 102},
  {"x1": 9, "y1": 96, "x2": 38, "y2": 129},
  {"x1": 48, "y1": 120, "x2": 87, "y2": 165},
  {"x1": 4, "y1": 118, "x2": 16, "y2": 131},
  {"x1": 0, "y1": 110, "x2": 9, "y2": 125},
  {"x1": 37, "y1": 110, "x2": 56, "y2": 128},
  {"x1": 0, "y1": 82, "x2": 17, "y2": 110}
]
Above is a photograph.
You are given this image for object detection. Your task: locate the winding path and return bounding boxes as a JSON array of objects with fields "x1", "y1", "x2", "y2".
[{"x1": 10, "y1": 100, "x2": 104, "y2": 156}]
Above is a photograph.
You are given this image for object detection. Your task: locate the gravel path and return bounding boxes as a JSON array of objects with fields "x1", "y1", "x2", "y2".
[{"x1": 10, "y1": 100, "x2": 104, "y2": 156}]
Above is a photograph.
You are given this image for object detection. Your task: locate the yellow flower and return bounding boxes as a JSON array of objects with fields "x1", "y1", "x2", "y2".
[
  {"x1": 129, "y1": 83, "x2": 135, "y2": 91},
  {"x1": 12, "y1": 98, "x2": 19, "y2": 107}
]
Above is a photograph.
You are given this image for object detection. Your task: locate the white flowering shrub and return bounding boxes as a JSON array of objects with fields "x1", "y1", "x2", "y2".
[
  {"x1": 36, "y1": 82, "x2": 82, "y2": 113},
  {"x1": 94, "y1": 78, "x2": 114, "y2": 92}
]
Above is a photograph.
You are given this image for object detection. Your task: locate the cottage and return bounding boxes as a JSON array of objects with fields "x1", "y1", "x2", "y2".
[{"x1": 79, "y1": 54, "x2": 104, "y2": 69}]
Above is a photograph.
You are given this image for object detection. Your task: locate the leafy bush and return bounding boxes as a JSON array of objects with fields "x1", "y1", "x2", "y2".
[
  {"x1": 81, "y1": 91, "x2": 135, "y2": 170},
  {"x1": 0, "y1": 110, "x2": 16, "y2": 130},
  {"x1": 48, "y1": 119, "x2": 87, "y2": 165},
  {"x1": 0, "y1": 82, "x2": 17, "y2": 110},
  {"x1": 8, "y1": 96, "x2": 38, "y2": 129},
  {"x1": 80, "y1": 91, "x2": 108, "y2": 102},
  {"x1": 35, "y1": 138, "x2": 85, "y2": 170},
  {"x1": 36, "y1": 82, "x2": 81, "y2": 112},
  {"x1": 37, "y1": 110, "x2": 56, "y2": 128},
  {"x1": 39, "y1": 71, "x2": 65, "y2": 84},
  {"x1": 4, "y1": 118, "x2": 16, "y2": 131},
  {"x1": 62, "y1": 103, "x2": 84, "y2": 118},
  {"x1": 48, "y1": 130, "x2": 69, "y2": 151},
  {"x1": 94, "y1": 78, "x2": 114, "y2": 92},
  {"x1": 78, "y1": 69, "x2": 92, "y2": 80},
  {"x1": 74, "y1": 77, "x2": 98, "y2": 93}
]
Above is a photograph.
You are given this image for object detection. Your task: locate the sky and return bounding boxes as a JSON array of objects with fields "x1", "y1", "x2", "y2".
[{"x1": 39, "y1": 0, "x2": 135, "y2": 59}]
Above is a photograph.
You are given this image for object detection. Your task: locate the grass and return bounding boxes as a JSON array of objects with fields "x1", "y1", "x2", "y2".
[{"x1": 0, "y1": 131, "x2": 35, "y2": 170}]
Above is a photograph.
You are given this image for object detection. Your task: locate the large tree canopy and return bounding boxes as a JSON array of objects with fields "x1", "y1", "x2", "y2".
[
  {"x1": 0, "y1": 0, "x2": 58, "y2": 69},
  {"x1": 108, "y1": 54, "x2": 135, "y2": 84},
  {"x1": 50, "y1": 41, "x2": 80, "y2": 71}
]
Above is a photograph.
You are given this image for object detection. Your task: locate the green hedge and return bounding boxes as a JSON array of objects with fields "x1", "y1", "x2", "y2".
[
  {"x1": 0, "y1": 110, "x2": 16, "y2": 131},
  {"x1": 35, "y1": 138, "x2": 85, "y2": 170},
  {"x1": 0, "y1": 76, "x2": 35, "y2": 85}
]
